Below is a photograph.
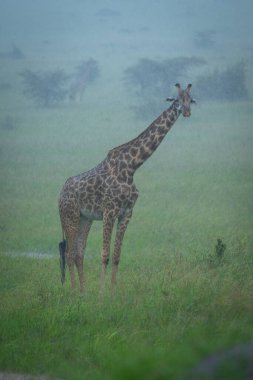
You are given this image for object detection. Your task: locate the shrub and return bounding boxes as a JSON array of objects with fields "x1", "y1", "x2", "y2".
[
  {"x1": 207, "y1": 238, "x2": 227, "y2": 267},
  {"x1": 215, "y1": 238, "x2": 226, "y2": 258}
]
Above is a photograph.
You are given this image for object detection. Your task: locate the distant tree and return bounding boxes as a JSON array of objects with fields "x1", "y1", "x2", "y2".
[
  {"x1": 125, "y1": 56, "x2": 205, "y2": 95},
  {"x1": 196, "y1": 62, "x2": 249, "y2": 101},
  {"x1": 69, "y1": 58, "x2": 100, "y2": 102},
  {"x1": 124, "y1": 56, "x2": 206, "y2": 118},
  {"x1": 20, "y1": 68, "x2": 69, "y2": 107}
]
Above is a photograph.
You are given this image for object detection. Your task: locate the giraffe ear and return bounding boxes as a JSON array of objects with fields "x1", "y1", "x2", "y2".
[
  {"x1": 166, "y1": 97, "x2": 175, "y2": 102},
  {"x1": 175, "y1": 83, "x2": 182, "y2": 94}
]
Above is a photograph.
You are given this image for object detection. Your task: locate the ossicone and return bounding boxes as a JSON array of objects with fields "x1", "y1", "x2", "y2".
[{"x1": 186, "y1": 84, "x2": 192, "y2": 92}]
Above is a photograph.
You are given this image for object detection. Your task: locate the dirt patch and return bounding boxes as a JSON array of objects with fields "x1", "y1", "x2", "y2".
[
  {"x1": 0, "y1": 374, "x2": 50, "y2": 380},
  {"x1": 2, "y1": 252, "x2": 54, "y2": 260}
]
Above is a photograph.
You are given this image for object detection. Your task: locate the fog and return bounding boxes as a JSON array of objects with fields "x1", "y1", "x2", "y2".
[
  {"x1": 1, "y1": 0, "x2": 253, "y2": 58},
  {"x1": 1, "y1": 0, "x2": 253, "y2": 108}
]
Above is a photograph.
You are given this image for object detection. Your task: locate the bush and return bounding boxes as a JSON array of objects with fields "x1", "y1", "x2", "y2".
[
  {"x1": 195, "y1": 62, "x2": 249, "y2": 101},
  {"x1": 20, "y1": 68, "x2": 69, "y2": 107}
]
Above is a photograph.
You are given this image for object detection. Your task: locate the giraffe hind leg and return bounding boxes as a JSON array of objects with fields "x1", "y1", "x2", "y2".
[
  {"x1": 74, "y1": 218, "x2": 92, "y2": 292},
  {"x1": 100, "y1": 210, "x2": 116, "y2": 294},
  {"x1": 64, "y1": 226, "x2": 80, "y2": 289},
  {"x1": 59, "y1": 196, "x2": 81, "y2": 289}
]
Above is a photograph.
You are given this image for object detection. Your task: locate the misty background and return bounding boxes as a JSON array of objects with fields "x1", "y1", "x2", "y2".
[{"x1": 1, "y1": 0, "x2": 253, "y2": 111}]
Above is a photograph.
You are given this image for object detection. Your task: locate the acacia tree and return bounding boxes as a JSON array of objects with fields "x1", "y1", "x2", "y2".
[
  {"x1": 20, "y1": 68, "x2": 69, "y2": 107},
  {"x1": 196, "y1": 62, "x2": 249, "y2": 101},
  {"x1": 125, "y1": 57, "x2": 205, "y2": 96},
  {"x1": 124, "y1": 56, "x2": 206, "y2": 118}
]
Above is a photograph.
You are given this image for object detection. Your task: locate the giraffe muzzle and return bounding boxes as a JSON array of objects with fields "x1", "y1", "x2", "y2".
[{"x1": 182, "y1": 110, "x2": 191, "y2": 117}]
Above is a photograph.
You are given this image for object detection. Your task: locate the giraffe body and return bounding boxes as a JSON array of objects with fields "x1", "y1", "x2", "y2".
[
  {"x1": 60, "y1": 159, "x2": 138, "y2": 223},
  {"x1": 59, "y1": 84, "x2": 194, "y2": 292},
  {"x1": 59, "y1": 149, "x2": 139, "y2": 292}
]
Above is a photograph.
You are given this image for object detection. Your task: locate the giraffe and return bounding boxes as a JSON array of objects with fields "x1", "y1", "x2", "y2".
[{"x1": 58, "y1": 83, "x2": 195, "y2": 292}]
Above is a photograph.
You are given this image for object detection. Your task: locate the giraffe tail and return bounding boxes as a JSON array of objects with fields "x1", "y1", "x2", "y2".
[{"x1": 59, "y1": 239, "x2": 66, "y2": 285}]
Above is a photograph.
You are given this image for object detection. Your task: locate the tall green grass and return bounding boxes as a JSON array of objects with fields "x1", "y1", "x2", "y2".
[
  {"x1": 0, "y1": 69, "x2": 253, "y2": 378},
  {"x1": 0, "y1": 247, "x2": 252, "y2": 379}
]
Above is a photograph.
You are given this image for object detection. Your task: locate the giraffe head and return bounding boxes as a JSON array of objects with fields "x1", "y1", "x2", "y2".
[{"x1": 166, "y1": 83, "x2": 195, "y2": 117}]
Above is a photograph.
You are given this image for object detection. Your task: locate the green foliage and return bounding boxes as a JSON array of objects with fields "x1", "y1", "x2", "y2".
[
  {"x1": 196, "y1": 62, "x2": 249, "y2": 101},
  {"x1": 20, "y1": 68, "x2": 69, "y2": 107}
]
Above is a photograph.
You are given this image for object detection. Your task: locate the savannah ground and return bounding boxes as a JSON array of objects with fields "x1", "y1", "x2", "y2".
[{"x1": 1, "y1": 82, "x2": 253, "y2": 379}]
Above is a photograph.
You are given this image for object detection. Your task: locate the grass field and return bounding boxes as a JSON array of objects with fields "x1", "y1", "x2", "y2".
[{"x1": 0, "y1": 76, "x2": 253, "y2": 378}]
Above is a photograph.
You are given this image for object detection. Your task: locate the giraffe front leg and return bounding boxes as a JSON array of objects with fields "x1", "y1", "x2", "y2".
[
  {"x1": 111, "y1": 210, "x2": 132, "y2": 290},
  {"x1": 100, "y1": 210, "x2": 116, "y2": 293}
]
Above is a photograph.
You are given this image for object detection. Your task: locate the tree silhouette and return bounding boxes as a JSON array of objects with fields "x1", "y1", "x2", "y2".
[{"x1": 20, "y1": 68, "x2": 69, "y2": 107}]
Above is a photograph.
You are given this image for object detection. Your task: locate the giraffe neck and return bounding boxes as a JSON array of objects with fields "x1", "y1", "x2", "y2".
[{"x1": 108, "y1": 102, "x2": 181, "y2": 176}]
